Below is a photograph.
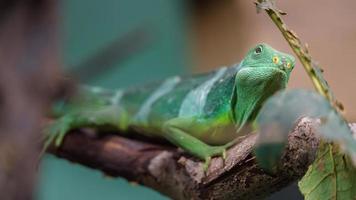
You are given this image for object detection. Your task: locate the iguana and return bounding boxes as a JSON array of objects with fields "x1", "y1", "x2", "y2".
[{"x1": 45, "y1": 43, "x2": 295, "y2": 168}]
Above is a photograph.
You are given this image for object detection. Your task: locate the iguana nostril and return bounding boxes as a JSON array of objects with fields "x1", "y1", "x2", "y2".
[
  {"x1": 280, "y1": 58, "x2": 288, "y2": 71},
  {"x1": 281, "y1": 58, "x2": 287, "y2": 64}
]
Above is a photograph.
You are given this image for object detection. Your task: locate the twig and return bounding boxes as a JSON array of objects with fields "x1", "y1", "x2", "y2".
[
  {"x1": 49, "y1": 118, "x2": 325, "y2": 200},
  {"x1": 255, "y1": 0, "x2": 344, "y2": 112}
]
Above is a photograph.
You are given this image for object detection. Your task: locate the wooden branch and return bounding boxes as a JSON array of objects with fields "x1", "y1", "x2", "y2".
[{"x1": 49, "y1": 118, "x2": 327, "y2": 200}]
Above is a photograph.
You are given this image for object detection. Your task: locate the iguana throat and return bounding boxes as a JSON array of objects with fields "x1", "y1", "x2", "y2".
[
  {"x1": 230, "y1": 43, "x2": 295, "y2": 132},
  {"x1": 233, "y1": 66, "x2": 288, "y2": 132}
]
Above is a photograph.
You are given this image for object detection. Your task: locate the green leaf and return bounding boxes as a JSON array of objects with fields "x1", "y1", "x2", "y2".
[
  {"x1": 255, "y1": 89, "x2": 356, "y2": 170},
  {"x1": 299, "y1": 142, "x2": 356, "y2": 200}
]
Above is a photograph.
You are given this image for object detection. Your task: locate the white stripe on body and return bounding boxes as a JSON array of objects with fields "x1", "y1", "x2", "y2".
[
  {"x1": 91, "y1": 86, "x2": 103, "y2": 93},
  {"x1": 134, "y1": 76, "x2": 181, "y2": 122},
  {"x1": 179, "y1": 67, "x2": 227, "y2": 117},
  {"x1": 110, "y1": 90, "x2": 124, "y2": 105}
]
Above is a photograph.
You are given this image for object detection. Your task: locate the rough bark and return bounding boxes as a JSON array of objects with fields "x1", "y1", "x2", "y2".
[{"x1": 47, "y1": 117, "x2": 333, "y2": 200}]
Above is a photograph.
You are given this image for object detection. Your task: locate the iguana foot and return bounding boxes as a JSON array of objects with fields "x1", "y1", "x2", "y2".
[
  {"x1": 202, "y1": 146, "x2": 228, "y2": 171},
  {"x1": 222, "y1": 149, "x2": 227, "y2": 160},
  {"x1": 203, "y1": 156, "x2": 211, "y2": 171},
  {"x1": 43, "y1": 116, "x2": 73, "y2": 150}
]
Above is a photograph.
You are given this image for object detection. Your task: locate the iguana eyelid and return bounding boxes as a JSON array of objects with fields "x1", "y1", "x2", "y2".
[{"x1": 255, "y1": 46, "x2": 263, "y2": 54}]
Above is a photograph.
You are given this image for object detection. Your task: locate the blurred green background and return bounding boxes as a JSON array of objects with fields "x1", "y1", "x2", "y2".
[{"x1": 38, "y1": 0, "x2": 188, "y2": 199}]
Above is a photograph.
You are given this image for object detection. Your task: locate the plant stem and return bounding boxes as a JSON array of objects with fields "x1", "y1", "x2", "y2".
[{"x1": 255, "y1": 0, "x2": 344, "y2": 113}]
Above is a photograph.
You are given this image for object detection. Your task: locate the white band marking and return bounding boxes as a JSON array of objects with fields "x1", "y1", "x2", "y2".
[{"x1": 179, "y1": 67, "x2": 227, "y2": 117}]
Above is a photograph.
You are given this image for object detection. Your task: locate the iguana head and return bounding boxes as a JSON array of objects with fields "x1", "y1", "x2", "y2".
[
  {"x1": 238, "y1": 43, "x2": 295, "y2": 83},
  {"x1": 233, "y1": 43, "x2": 295, "y2": 131}
]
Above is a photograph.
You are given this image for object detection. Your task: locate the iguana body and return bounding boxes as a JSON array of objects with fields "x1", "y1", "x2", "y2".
[{"x1": 47, "y1": 43, "x2": 295, "y2": 165}]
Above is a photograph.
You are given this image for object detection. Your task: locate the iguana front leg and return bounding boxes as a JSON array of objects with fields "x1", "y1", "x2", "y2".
[{"x1": 163, "y1": 118, "x2": 230, "y2": 170}]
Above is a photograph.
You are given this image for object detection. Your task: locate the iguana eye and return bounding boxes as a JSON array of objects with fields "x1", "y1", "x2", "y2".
[
  {"x1": 255, "y1": 46, "x2": 263, "y2": 54},
  {"x1": 272, "y1": 56, "x2": 279, "y2": 64},
  {"x1": 286, "y1": 62, "x2": 291, "y2": 69}
]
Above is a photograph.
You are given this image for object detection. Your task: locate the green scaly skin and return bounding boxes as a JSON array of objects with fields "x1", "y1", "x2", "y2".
[{"x1": 45, "y1": 43, "x2": 295, "y2": 169}]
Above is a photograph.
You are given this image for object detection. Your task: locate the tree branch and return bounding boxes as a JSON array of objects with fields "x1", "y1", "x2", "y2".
[{"x1": 48, "y1": 118, "x2": 332, "y2": 200}]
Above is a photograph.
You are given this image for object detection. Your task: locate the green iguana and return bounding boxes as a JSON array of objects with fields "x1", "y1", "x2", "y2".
[{"x1": 45, "y1": 43, "x2": 295, "y2": 168}]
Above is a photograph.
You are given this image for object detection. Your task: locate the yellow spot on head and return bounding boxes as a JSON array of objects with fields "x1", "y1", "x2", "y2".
[
  {"x1": 272, "y1": 56, "x2": 279, "y2": 64},
  {"x1": 286, "y1": 62, "x2": 291, "y2": 69}
]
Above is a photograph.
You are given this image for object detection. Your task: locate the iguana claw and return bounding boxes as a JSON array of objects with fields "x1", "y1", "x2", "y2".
[
  {"x1": 43, "y1": 116, "x2": 73, "y2": 151},
  {"x1": 203, "y1": 156, "x2": 211, "y2": 171},
  {"x1": 222, "y1": 149, "x2": 227, "y2": 160}
]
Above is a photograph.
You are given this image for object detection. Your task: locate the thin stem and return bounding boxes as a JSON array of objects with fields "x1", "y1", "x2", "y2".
[{"x1": 255, "y1": 0, "x2": 344, "y2": 113}]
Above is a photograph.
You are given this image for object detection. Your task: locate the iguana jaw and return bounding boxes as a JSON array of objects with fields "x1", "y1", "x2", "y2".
[{"x1": 233, "y1": 66, "x2": 288, "y2": 131}]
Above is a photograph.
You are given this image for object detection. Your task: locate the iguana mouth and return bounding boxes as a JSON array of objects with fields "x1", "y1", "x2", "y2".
[
  {"x1": 278, "y1": 62, "x2": 290, "y2": 72},
  {"x1": 272, "y1": 67, "x2": 288, "y2": 78},
  {"x1": 277, "y1": 66, "x2": 288, "y2": 75}
]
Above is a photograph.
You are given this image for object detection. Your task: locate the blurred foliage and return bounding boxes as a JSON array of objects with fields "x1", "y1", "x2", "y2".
[{"x1": 255, "y1": 89, "x2": 356, "y2": 170}]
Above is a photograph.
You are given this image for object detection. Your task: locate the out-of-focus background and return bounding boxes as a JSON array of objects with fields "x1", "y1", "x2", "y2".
[{"x1": 37, "y1": 0, "x2": 356, "y2": 199}]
